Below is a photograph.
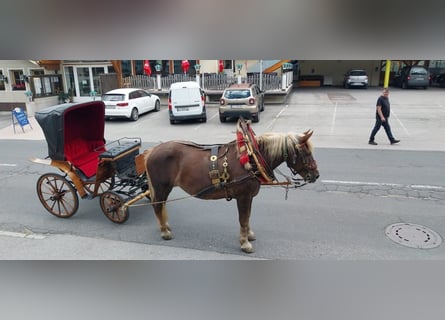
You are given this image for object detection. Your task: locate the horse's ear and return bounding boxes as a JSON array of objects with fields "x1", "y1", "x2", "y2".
[{"x1": 301, "y1": 130, "x2": 313, "y2": 143}]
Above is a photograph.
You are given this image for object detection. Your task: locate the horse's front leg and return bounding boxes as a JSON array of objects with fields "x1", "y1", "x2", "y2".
[
  {"x1": 152, "y1": 200, "x2": 172, "y2": 240},
  {"x1": 236, "y1": 196, "x2": 255, "y2": 253}
]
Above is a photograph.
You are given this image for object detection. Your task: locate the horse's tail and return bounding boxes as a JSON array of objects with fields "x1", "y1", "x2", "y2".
[{"x1": 142, "y1": 147, "x2": 156, "y2": 201}]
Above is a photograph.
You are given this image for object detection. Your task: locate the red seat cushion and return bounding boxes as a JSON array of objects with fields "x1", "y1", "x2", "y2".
[{"x1": 64, "y1": 139, "x2": 104, "y2": 178}]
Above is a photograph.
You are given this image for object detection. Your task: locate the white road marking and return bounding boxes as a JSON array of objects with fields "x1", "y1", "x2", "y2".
[
  {"x1": 391, "y1": 109, "x2": 410, "y2": 136},
  {"x1": 322, "y1": 179, "x2": 445, "y2": 190},
  {"x1": 330, "y1": 101, "x2": 337, "y2": 135},
  {"x1": 194, "y1": 111, "x2": 218, "y2": 130},
  {"x1": 0, "y1": 163, "x2": 17, "y2": 167},
  {"x1": 0, "y1": 230, "x2": 46, "y2": 240},
  {"x1": 266, "y1": 104, "x2": 288, "y2": 131}
]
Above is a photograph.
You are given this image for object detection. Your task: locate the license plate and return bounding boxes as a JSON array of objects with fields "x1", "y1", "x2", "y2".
[
  {"x1": 106, "y1": 105, "x2": 115, "y2": 109},
  {"x1": 177, "y1": 107, "x2": 189, "y2": 111},
  {"x1": 417, "y1": 78, "x2": 424, "y2": 80},
  {"x1": 231, "y1": 105, "x2": 244, "y2": 108}
]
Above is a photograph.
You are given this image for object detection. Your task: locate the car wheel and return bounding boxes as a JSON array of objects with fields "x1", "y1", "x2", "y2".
[
  {"x1": 402, "y1": 81, "x2": 407, "y2": 89},
  {"x1": 260, "y1": 101, "x2": 265, "y2": 112},
  {"x1": 170, "y1": 119, "x2": 176, "y2": 125},
  {"x1": 252, "y1": 112, "x2": 260, "y2": 123},
  {"x1": 130, "y1": 108, "x2": 139, "y2": 121},
  {"x1": 219, "y1": 115, "x2": 226, "y2": 123},
  {"x1": 154, "y1": 100, "x2": 160, "y2": 111}
]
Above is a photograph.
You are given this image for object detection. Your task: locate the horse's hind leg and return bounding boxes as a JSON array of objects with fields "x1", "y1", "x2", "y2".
[
  {"x1": 151, "y1": 186, "x2": 173, "y2": 240},
  {"x1": 236, "y1": 196, "x2": 255, "y2": 253}
]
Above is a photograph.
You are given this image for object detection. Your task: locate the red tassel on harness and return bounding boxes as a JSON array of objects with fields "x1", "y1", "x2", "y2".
[
  {"x1": 239, "y1": 153, "x2": 249, "y2": 166},
  {"x1": 236, "y1": 131, "x2": 251, "y2": 169}
]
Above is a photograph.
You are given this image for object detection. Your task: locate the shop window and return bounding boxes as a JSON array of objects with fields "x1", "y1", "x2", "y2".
[
  {"x1": 29, "y1": 74, "x2": 63, "y2": 98},
  {"x1": 223, "y1": 60, "x2": 233, "y2": 70},
  {"x1": 0, "y1": 70, "x2": 5, "y2": 91},
  {"x1": 10, "y1": 70, "x2": 26, "y2": 90},
  {"x1": 121, "y1": 60, "x2": 132, "y2": 77}
]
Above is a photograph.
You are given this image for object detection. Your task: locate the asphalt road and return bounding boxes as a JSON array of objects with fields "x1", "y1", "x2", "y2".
[{"x1": 1, "y1": 86, "x2": 445, "y2": 259}]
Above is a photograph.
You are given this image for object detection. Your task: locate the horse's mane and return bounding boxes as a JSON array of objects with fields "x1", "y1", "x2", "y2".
[{"x1": 257, "y1": 132, "x2": 314, "y2": 162}]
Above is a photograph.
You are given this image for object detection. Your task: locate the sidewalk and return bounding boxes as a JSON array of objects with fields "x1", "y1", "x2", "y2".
[
  {"x1": 0, "y1": 113, "x2": 44, "y2": 140},
  {"x1": 0, "y1": 231, "x2": 258, "y2": 260}
]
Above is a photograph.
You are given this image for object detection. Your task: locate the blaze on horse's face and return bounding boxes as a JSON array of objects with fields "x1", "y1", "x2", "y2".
[{"x1": 287, "y1": 130, "x2": 319, "y2": 183}]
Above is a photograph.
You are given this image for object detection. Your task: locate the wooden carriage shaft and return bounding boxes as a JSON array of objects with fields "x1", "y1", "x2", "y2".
[{"x1": 122, "y1": 190, "x2": 151, "y2": 210}]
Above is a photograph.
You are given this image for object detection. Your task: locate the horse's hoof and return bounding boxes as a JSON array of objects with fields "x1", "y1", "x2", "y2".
[
  {"x1": 241, "y1": 242, "x2": 255, "y2": 254},
  {"x1": 161, "y1": 231, "x2": 172, "y2": 240},
  {"x1": 248, "y1": 231, "x2": 256, "y2": 241}
]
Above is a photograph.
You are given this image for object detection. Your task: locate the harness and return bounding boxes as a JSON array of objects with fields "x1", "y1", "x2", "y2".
[
  {"x1": 208, "y1": 145, "x2": 230, "y2": 187},
  {"x1": 174, "y1": 118, "x2": 313, "y2": 202},
  {"x1": 236, "y1": 117, "x2": 275, "y2": 184}
]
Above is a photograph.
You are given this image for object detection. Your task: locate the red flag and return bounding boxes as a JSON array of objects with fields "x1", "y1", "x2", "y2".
[
  {"x1": 218, "y1": 60, "x2": 224, "y2": 73},
  {"x1": 181, "y1": 60, "x2": 190, "y2": 73},
  {"x1": 144, "y1": 60, "x2": 152, "y2": 76}
]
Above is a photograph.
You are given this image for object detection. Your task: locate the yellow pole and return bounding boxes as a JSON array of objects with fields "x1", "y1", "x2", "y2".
[{"x1": 384, "y1": 59, "x2": 391, "y2": 88}]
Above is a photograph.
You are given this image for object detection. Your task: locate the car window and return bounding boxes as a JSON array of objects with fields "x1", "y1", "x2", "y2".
[
  {"x1": 102, "y1": 94, "x2": 124, "y2": 101},
  {"x1": 350, "y1": 70, "x2": 367, "y2": 76},
  {"x1": 410, "y1": 67, "x2": 427, "y2": 75},
  {"x1": 129, "y1": 91, "x2": 139, "y2": 99},
  {"x1": 224, "y1": 89, "x2": 251, "y2": 99},
  {"x1": 138, "y1": 90, "x2": 149, "y2": 97}
]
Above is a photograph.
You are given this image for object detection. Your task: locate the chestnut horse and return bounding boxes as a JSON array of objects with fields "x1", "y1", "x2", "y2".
[{"x1": 143, "y1": 126, "x2": 319, "y2": 253}]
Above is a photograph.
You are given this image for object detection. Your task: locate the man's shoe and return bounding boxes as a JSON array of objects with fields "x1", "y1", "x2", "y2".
[
  {"x1": 368, "y1": 141, "x2": 378, "y2": 145},
  {"x1": 391, "y1": 139, "x2": 400, "y2": 145}
]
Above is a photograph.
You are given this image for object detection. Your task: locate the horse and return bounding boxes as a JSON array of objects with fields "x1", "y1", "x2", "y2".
[{"x1": 143, "y1": 120, "x2": 319, "y2": 253}]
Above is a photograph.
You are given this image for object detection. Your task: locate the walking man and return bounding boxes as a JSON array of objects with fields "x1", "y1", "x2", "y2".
[{"x1": 368, "y1": 88, "x2": 400, "y2": 145}]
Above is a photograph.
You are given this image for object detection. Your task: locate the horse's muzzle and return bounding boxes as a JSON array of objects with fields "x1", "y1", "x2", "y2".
[{"x1": 305, "y1": 171, "x2": 319, "y2": 183}]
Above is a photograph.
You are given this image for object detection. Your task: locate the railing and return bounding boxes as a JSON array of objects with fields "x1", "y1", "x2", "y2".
[{"x1": 122, "y1": 72, "x2": 291, "y2": 92}]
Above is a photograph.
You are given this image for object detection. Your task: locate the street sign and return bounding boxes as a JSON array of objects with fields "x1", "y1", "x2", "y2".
[{"x1": 11, "y1": 107, "x2": 33, "y2": 133}]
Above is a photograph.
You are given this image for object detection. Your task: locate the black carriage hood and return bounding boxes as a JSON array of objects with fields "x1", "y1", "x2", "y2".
[{"x1": 35, "y1": 101, "x2": 105, "y2": 161}]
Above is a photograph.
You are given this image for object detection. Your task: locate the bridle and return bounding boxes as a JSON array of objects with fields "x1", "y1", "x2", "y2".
[{"x1": 283, "y1": 137, "x2": 317, "y2": 178}]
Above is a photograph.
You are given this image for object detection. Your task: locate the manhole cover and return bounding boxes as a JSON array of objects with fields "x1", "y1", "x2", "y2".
[{"x1": 385, "y1": 223, "x2": 442, "y2": 249}]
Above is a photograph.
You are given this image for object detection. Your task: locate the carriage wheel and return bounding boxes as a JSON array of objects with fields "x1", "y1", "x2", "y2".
[
  {"x1": 99, "y1": 191, "x2": 129, "y2": 224},
  {"x1": 36, "y1": 173, "x2": 79, "y2": 218}
]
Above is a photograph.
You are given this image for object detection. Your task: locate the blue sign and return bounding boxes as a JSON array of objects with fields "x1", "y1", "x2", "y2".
[{"x1": 12, "y1": 107, "x2": 32, "y2": 133}]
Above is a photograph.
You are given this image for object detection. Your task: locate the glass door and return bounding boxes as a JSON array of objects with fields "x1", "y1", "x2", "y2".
[
  {"x1": 77, "y1": 67, "x2": 91, "y2": 96},
  {"x1": 92, "y1": 67, "x2": 105, "y2": 95}
]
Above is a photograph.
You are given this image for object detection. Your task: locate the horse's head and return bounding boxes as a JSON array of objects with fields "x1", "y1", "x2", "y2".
[{"x1": 286, "y1": 130, "x2": 319, "y2": 183}]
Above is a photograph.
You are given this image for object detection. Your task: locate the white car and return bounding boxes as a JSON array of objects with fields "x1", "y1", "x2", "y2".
[{"x1": 102, "y1": 88, "x2": 161, "y2": 121}]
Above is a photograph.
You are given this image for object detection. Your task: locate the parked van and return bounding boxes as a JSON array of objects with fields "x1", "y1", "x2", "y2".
[
  {"x1": 392, "y1": 66, "x2": 430, "y2": 89},
  {"x1": 168, "y1": 81, "x2": 206, "y2": 124}
]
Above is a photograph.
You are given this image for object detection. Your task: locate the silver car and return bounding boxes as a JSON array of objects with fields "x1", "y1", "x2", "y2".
[
  {"x1": 343, "y1": 69, "x2": 369, "y2": 88},
  {"x1": 219, "y1": 83, "x2": 264, "y2": 123}
]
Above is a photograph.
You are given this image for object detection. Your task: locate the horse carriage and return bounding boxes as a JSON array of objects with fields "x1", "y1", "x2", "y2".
[
  {"x1": 31, "y1": 100, "x2": 319, "y2": 253},
  {"x1": 31, "y1": 101, "x2": 149, "y2": 223}
]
